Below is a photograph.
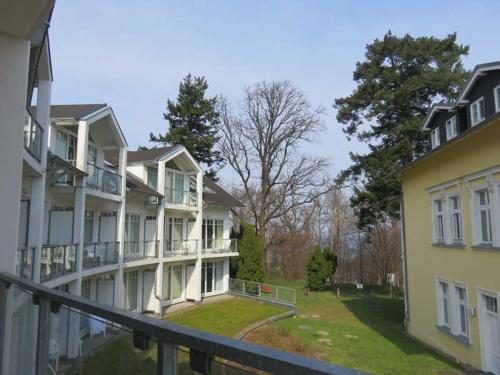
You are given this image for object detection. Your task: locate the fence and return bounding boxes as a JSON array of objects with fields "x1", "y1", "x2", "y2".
[
  {"x1": 228, "y1": 278, "x2": 297, "y2": 309},
  {"x1": 0, "y1": 272, "x2": 366, "y2": 375}
]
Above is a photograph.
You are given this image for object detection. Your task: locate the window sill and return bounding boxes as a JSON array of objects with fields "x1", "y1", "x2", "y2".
[
  {"x1": 436, "y1": 325, "x2": 471, "y2": 347},
  {"x1": 472, "y1": 244, "x2": 500, "y2": 252},
  {"x1": 432, "y1": 242, "x2": 465, "y2": 249}
]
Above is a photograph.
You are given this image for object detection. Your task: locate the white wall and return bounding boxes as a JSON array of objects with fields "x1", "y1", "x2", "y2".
[{"x1": 0, "y1": 36, "x2": 31, "y2": 273}]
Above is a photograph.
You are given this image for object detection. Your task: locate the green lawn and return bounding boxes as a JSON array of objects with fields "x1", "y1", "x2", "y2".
[
  {"x1": 78, "y1": 297, "x2": 285, "y2": 375},
  {"x1": 245, "y1": 280, "x2": 463, "y2": 375}
]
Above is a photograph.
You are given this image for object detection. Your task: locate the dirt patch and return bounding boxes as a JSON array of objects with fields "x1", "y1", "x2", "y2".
[
  {"x1": 317, "y1": 331, "x2": 329, "y2": 336},
  {"x1": 298, "y1": 325, "x2": 312, "y2": 331},
  {"x1": 317, "y1": 338, "x2": 332, "y2": 346},
  {"x1": 343, "y1": 334, "x2": 358, "y2": 340}
]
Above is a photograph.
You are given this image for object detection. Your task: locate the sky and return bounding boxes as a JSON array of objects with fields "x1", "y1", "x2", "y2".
[{"x1": 49, "y1": 0, "x2": 499, "y2": 186}]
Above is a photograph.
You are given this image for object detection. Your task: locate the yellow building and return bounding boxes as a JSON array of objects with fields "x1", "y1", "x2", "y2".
[{"x1": 401, "y1": 61, "x2": 500, "y2": 374}]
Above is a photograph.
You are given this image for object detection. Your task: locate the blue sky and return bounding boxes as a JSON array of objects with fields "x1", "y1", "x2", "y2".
[{"x1": 50, "y1": 0, "x2": 499, "y2": 184}]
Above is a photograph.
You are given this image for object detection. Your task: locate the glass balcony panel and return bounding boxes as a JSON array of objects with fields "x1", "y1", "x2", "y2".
[{"x1": 40, "y1": 245, "x2": 77, "y2": 281}]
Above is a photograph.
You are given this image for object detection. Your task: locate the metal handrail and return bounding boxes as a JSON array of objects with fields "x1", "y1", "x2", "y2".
[
  {"x1": 164, "y1": 187, "x2": 198, "y2": 207},
  {"x1": 163, "y1": 239, "x2": 198, "y2": 256},
  {"x1": 202, "y1": 238, "x2": 238, "y2": 254},
  {"x1": 40, "y1": 244, "x2": 78, "y2": 281},
  {"x1": 229, "y1": 278, "x2": 297, "y2": 308},
  {"x1": 83, "y1": 242, "x2": 119, "y2": 269},
  {"x1": 24, "y1": 109, "x2": 43, "y2": 161},
  {"x1": 124, "y1": 240, "x2": 159, "y2": 260},
  {"x1": 86, "y1": 162, "x2": 122, "y2": 195},
  {"x1": 0, "y1": 272, "x2": 365, "y2": 375}
]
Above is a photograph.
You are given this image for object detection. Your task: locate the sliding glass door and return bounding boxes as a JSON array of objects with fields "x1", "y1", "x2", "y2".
[
  {"x1": 201, "y1": 261, "x2": 224, "y2": 294},
  {"x1": 162, "y1": 264, "x2": 184, "y2": 304}
]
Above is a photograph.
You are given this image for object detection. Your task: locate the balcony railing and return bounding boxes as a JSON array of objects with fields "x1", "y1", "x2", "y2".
[
  {"x1": 0, "y1": 272, "x2": 363, "y2": 375},
  {"x1": 16, "y1": 247, "x2": 36, "y2": 280},
  {"x1": 40, "y1": 244, "x2": 77, "y2": 282},
  {"x1": 124, "y1": 240, "x2": 159, "y2": 261},
  {"x1": 202, "y1": 238, "x2": 238, "y2": 254},
  {"x1": 87, "y1": 162, "x2": 122, "y2": 195},
  {"x1": 165, "y1": 187, "x2": 198, "y2": 207},
  {"x1": 229, "y1": 278, "x2": 297, "y2": 309},
  {"x1": 83, "y1": 242, "x2": 119, "y2": 270},
  {"x1": 23, "y1": 109, "x2": 43, "y2": 161},
  {"x1": 163, "y1": 239, "x2": 198, "y2": 257}
]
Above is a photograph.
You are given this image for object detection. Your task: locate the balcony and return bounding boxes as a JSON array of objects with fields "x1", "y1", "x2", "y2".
[
  {"x1": 202, "y1": 238, "x2": 238, "y2": 254},
  {"x1": 24, "y1": 109, "x2": 43, "y2": 161},
  {"x1": 165, "y1": 187, "x2": 198, "y2": 208},
  {"x1": 87, "y1": 162, "x2": 122, "y2": 195},
  {"x1": 16, "y1": 247, "x2": 35, "y2": 280},
  {"x1": 163, "y1": 239, "x2": 198, "y2": 257},
  {"x1": 40, "y1": 244, "x2": 77, "y2": 282},
  {"x1": 124, "y1": 240, "x2": 159, "y2": 261},
  {"x1": 0, "y1": 272, "x2": 358, "y2": 375},
  {"x1": 83, "y1": 242, "x2": 119, "y2": 270}
]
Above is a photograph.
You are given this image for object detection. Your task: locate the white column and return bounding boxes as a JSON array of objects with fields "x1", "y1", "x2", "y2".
[
  {"x1": 76, "y1": 120, "x2": 88, "y2": 171},
  {"x1": 155, "y1": 160, "x2": 166, "y2": 313},
  {"x1": 0, "y1": 36, "x2": 30, "y2": 274},
  {"x1": 192, "y1": 170, "x2": 204, "y2": 303},
  {"x1": 30, "y1": 79, "x2": 51, "y2": 283},
  {"x1": 223, "y1": 257, "x2": 230, "y2": 292},
  {"x1": 114, "y1": 146, "x2": 127, "y2": 308}
]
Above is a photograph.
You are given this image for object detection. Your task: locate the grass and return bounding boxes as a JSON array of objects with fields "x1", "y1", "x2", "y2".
[
  {"x1": 244, "y1": 279, "x2": 463, "y2": 375},
  {"x1": 78, "y1": 297, "x2": 285, "y2": 375}
]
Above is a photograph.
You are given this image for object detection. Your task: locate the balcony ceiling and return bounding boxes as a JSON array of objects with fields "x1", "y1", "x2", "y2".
[{"x1": 0, "y1": 0, "x2": 54, "y2": 45}]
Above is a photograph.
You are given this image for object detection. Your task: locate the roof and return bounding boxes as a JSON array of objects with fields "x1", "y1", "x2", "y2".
[
  {"x1": 126, "y1": 146, "x2": 178, "y2": 163},
  {"x1": 203, "y1": 176, "x2": 243, "y2": 207},
  {"x1": 457, "y1": 60, "x2": 500, "y2": 102},
  {"x1": 30, "y1": 104, "x2": 107, "y2": 120},
  {"x1": 421, "y1": 103, "x2": 455, "y2": 130},
  {"x1": 126, "y1": 173, "x2": 163, "y2": 198}
]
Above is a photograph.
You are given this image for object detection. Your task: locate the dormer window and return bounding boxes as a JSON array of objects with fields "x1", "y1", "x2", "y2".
[
  {"x1": 470, "y1": 97, "x2": 485, "y2": 126},
  {"x1": 494, "y1": 85, "x2": 500, "y2": 113},
  {"x1": 431, "y1": 128, "x2": 440, "y2": 149},
  {"x1": 445, "y1": 116, "x2": 457, "y2": 140}
]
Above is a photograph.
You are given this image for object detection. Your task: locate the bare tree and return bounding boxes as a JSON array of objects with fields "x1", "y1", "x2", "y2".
[{"x1": 217, "y1": 81, "x2": 330, "y2": 265}]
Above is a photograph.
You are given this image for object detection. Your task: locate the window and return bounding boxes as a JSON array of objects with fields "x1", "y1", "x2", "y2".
[
  {"x1": 125, "y1": 214, "x2": 141, "y2": 254},
  {"x1": 202, "y1": 261, "x2": 224, "y2": 294},
  {"x1": 485, "y1": 294, "x2": 498, "y2": 314},
  {"x1": 202, "y1": 219, "x2": 224, "y2": 249},
  {"x1": 470, "y1": 97, "x2": 485, "y2": 126},
  {"x1": 166, "y1": 217, "x2": 183, "y2": 251},
  {"x1": 431, "y1": 128, "x2": 440, "y2": 149},
  {"x1": 445, "y1": 116, "x2": 458, "y2": 140},
  {"x1": 81, "y1": 279, "x2": 91, "y2": 299},
  {"x1": 55, "y1": 130, "x2": 77, "y2": 161},
  {"x1": 433, "y1": 199, "x2": 445, "y2": 243},
  {"x1": 449, "y1": 196, "x2": 463, "y2": 243},
  {"x1": 166, "y1": 170, "x2": 185, "y2": 203},
  {"x1": 476, "y1": 190, "x2": 493, "y2": 245},
  {"x1": 124, "y1": 271, "x2": 138, "y2": 310},
  {"x1": 437, "y1": 281, "x2": 450, "y2": 327},
  {"x1": 494, "y1": 85, "x2": 500, "y2": 113},
  {"x1": 147, "y1": 167, "x2": 158, "y2": 190},
  {"x1": 455, "y1": 286, "x2": 469, "y2": 337}
]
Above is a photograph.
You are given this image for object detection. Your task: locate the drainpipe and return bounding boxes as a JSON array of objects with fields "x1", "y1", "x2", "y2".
[{"x1": 400, "y1": 192, "x2": 410, "y2": 327}]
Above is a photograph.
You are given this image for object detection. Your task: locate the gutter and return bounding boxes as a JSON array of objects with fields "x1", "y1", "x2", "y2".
[{"x1": 400, "y1": 193, "x2": 410, "y2": 326}]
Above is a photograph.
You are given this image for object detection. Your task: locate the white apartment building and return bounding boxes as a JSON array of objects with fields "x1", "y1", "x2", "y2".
[{"x1": 1, "y1": 2, "x2": 241, "y2": 369}]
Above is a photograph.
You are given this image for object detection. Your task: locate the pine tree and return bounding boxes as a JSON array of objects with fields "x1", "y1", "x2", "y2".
[
  {"x1": 236, "y1": 223, "x2": 264, "y2": 283},
  {"x1": 323, "y1": 247, "x2": 338, "y2": 284},
  {"x1": 306, "y1": 246, "x2": 331, "y2": 291},
  {"x1": 150, "y1": 74, "x2": 224, "y2": 181}
]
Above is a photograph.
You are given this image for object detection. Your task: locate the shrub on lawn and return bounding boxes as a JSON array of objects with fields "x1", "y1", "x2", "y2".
[
  {"x1": 306, "y1": 246, "x2": 332, "y2": 291},
  {"x1": 236, "y1": 222, "x2": 265, "y2": 284}
]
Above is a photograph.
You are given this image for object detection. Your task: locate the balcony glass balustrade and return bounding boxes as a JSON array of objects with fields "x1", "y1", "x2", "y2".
[
  {"x1": 164, "y1": 187, "x2": 198, "y2": 207},
  {"x1": 202, "y1": 238, "x2": 238, "y2": 254},
  {"x1": 83, "y1": 242, "x2": 119, "y2": 270},
  {"x1": 24, "y1": 109, "x2": 43, "y2": 161},
  {"x1": 124, "y1": 240, "x2": 159, "y2": 261},
  {"x1": 40, "y1": 244, "x2": 77, "y2": 281},
  {"x1": 163, "y1": 239, "x2": 198, "y2": 257},
  {"x1": 16, "y1": 247, "x2": 36, "y2": 280},
  {"x1": 87, "y1": 162, "x2": 122, "y2": 195}
]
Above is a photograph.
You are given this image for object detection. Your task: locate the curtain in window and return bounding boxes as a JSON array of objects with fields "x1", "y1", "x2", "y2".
[
  {"x1": 215, "y1": 262, "x2": 223, "y2": 291},
  {"x1": 171, "y1": 265, "x2": 183, "y2": 299},
  {"x1": 125, "y1": 272, "x2": 138, "y2": 310}
]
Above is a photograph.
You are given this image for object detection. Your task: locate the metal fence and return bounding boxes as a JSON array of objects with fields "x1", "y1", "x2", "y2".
[
  {"x1": 229, "y1": 278, "x2": 297, "y2": 309},
  {"x1": 0, "y1": 272, "x2": 366, "y2": 375}
]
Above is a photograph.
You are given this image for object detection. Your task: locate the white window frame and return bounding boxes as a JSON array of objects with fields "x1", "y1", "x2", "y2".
[
  {"x1": 494, "y1": 84, "x2": 500, "y2": 113},
  {"x1": 432, "y1": 198, "x2": 446, "y2": 244},
  {"x1": 445, "y1": 116, "x2": 458, "y2": 140},
  {"x1": 470, "y1": 97, "x2": 485, "y2": 126},
  {"x1": 436, "y1": 278, "x2": 471, "y2": 344},
  {"x1": 449, "y1": 195, "x2": 463, "y2": 244},
  {"x1": 472, "y1": 188, "x2": 494, "y2": 246},
  {"x1": 431, "y1": 128, "x2": 440, "y2": 149}
]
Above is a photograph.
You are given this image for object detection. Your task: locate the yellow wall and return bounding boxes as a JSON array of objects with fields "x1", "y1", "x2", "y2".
[{"x1": 402, "y1": 118, "x2": 500, "y2": 369}]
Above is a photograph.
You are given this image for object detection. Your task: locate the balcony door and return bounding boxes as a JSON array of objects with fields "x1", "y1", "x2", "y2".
[
  {"x1": 166, "y1": 217, "x2": 184, "y2": 252},
  {"x1": 48, "y1": 207, "x2": 74, "y2": 245},
  {"x1": 166, "y1": 170, "x2": 185, "y2": 204},
  {"x1": 144, "y1": 216, "x2": 157, "y2": 256},
  {"x1": 18, "y1": 200, "x2": 29, "y2": 248}
]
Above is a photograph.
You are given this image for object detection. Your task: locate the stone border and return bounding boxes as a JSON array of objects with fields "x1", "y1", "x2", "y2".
[{"x1": 234, "y1": 309, "x2": 295, "y2": 341}]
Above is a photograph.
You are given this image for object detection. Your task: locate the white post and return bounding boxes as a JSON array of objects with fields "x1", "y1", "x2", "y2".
[
  {"x1": 155, "y1": 160, "x2": 166, "y2": 313},
  {"x1": 223, "y1": 257, "x2": 230, "y2": 292},
  {"x1": 115, "y1": 147, "x2": 127, "y2": 309},
  {"x1": 76, "y1": 120, "x2": 88, "y2": 171},
  {"x1": 192, "y1": 170, "x2": 203, "y2": 303}
]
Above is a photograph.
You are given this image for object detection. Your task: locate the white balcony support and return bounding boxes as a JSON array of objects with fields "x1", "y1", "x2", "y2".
[
  {"x1": 192, "y1": 171, "x2": 203, "y2": 302},
  {"x1": 76, "y1": 120, "x2": 88, "y2": 172},
  {"x1": 223, "y1": 257, "x2": 230, "y2": 292},
  {"x1": 35, "y1": 79, "x2": 51, "y2": 167},
  {"x1": 0, "y1": 36, "x2": 30, "y2": 275},
  {"x1": 156, "y1": 160, "x2": 165, "y2": 313}
]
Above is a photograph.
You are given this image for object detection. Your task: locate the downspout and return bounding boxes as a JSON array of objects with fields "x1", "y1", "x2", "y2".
[{"x1": 400, "y1": 192, "x2": 410, "y2": 327}]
